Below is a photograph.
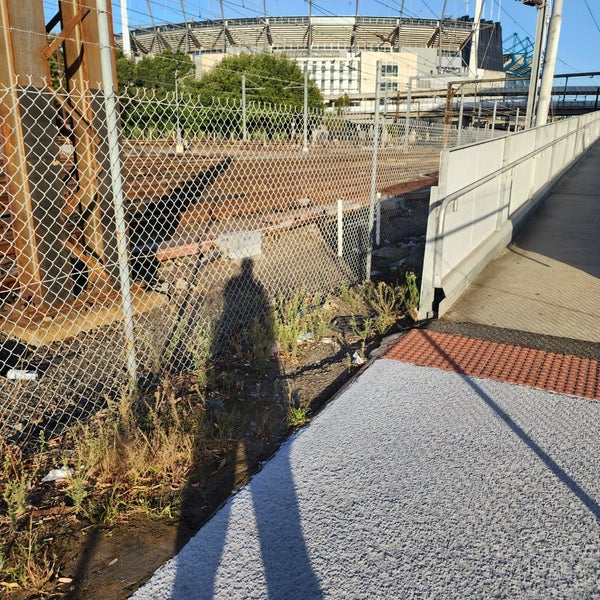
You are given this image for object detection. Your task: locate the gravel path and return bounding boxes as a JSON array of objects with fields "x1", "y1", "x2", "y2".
[{"x1": 131, "y1": 359, "x2": 600, "y2": 599}]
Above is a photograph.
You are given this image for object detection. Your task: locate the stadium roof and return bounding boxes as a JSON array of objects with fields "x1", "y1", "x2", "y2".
[{"x1": 117, "y1": 15, "x2": 490, "y2": 57}]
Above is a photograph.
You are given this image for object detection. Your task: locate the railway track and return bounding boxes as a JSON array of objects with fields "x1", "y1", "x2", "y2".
[{"x1": 1, "y1": 141, "x2": 439, "y2": 303}]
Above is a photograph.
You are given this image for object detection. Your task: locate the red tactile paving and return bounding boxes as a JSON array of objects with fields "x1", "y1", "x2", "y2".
[{"x1": 384, "y1": 329, "x2": 600, "y2": 401}]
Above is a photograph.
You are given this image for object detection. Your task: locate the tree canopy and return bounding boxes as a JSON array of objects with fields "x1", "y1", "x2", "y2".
[
  {"x1": 187, "y1": 53, "x2": 324, "y2": 111},
  {"x1": 116, "y1": 49, "x2": 194, "y2": 93}
]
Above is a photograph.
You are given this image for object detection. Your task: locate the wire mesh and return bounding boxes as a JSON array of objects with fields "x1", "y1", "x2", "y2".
[{"x1": 0, "y1": 81, "x2": 496, "y2": 445}]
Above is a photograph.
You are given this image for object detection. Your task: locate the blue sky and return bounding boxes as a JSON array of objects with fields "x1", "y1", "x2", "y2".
[{"x1": 112, "y1": 1, "x2": 600, "y2": 78}]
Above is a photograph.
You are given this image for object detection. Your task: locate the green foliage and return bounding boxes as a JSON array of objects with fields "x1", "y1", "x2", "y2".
[
  {"x1": 121, "y1": 49, "x2": 194, "y2": 93},
  {"x1": 403, "y1": 271, "x2": 420, "y2": 318},
  {"x1": 334, "y1": 93, "x2": 351, "y2": 110},
  {"x1": 186, "y1": 52, "x2": 323, "y2": 111},
  {"x1": 185, "y1": 319, "x2": 214, "y2": 390},
  {"x1": 287, "y1": 404, "x2": 311, "y2": 428},
  {"x1": 115, "y1": 49, "x2": 137, "y2": 90},
  {"x1": 273, "y1": 292, "x2": 332, "y2": 362}
]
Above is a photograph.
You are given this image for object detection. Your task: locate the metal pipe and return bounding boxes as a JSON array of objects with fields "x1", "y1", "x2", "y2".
[
  {"x1": 119, "y1": 0, "x2": 131, "y2": 57},
  {"x1": 96, "y1": 0, "x2": 138, "y2": 384},
  {"x1": 536, "y1": 0, "x2": 563, "y2": 126},
  {"x1": 468, "y1": 0, "x2": 484, "y2": 78},
  {"x1": 365, "y1": 61, "x2": 382, "y2": 281},
  {"x1": 525, "y1": 1, "x2": 547, "y2": 128}
]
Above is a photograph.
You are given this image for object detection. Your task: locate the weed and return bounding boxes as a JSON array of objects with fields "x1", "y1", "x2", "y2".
[
  {"x1": 350, "y1": 315, "x2": 375, "y2": 343},
  {"x1": 185, "y1": 319, "x2": 214, "y2": 391},
  {"x1": 1, "y1": 444, "x2": 34, "y2": 532},
  {"x1": 2, "y1": 476, "x2": 28, "y2": 533},
  {"x1": 0, "y1": 518, "x2": 55, "y2": 593},
  {"x1": 338, "y1": 284, "x2": 362, "y2": 309},
  {"x1": 209, "y1": 406, "x2": 245, "y2": 451},
  {"x1": 247, "y1": 314, "x2": 274, "y2": 375},
  {"x1": 65, "y1": 470, "x2": 89, "y2": 516},
  {"x1": 403, "y1": 271, "x2": 420, "y2": 319},
  {"x1": 287, "y1": 404, "x2": 311, "y2": 428},
  {"x1": 273, "y1": 292, "x2": 304, "y2": 361},
  {"x1": 274, "y1": 291, "x2": 334, "y2": 361},
  {"x1": 88, "y1": 486, "x2": 121, "y2": 527},
  {"x1": 303, "y1": 296, "x2": 333, "y2": 342}
]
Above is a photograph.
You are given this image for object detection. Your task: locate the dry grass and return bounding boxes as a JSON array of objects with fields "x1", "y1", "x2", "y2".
[{"x1": 0, "y1": 278, "x2": 419, "y2": 596}]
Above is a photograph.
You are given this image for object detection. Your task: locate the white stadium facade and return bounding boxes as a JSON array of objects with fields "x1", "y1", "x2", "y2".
[{"x1": 116, "y1": 15, "x2": 505, "y2": 108}]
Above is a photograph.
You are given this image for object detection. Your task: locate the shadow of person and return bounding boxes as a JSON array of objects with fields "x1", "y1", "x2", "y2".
[
  {"x1": 213, "y1": 257, "x2": 273, "y2": 359},
  {"x1": 167, "y1": 257, "x2": 323, "y2": 599}
]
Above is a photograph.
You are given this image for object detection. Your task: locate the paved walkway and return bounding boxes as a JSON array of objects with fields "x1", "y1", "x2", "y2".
[
  {"x1": 132, "y1": 339, "x2": 600, "y2": 599},
  {"x1": 444, "y1": 141, "x2": 600, "y2": 343},
  {"x1": 131, "y1": 145, "x2": 600, "y2": 599}
]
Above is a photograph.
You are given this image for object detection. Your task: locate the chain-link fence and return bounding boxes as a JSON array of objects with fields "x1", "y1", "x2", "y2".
[{"x1": 0, "y1": 82, "x2": 497, "y2": 445}]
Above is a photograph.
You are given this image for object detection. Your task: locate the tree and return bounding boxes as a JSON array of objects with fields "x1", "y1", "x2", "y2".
[
  {"x1": 334, "y1": 93, "x2": 351, "y2": 114},
  {"x1": 186, "y1": 53, "x2": 323, "y2": 111},
  {"x1": 127, "y1": 50, "x2": 194, "y2": 93},
  {"x1": 115, "y1": 49, "x2": 137, "y2": 90}
]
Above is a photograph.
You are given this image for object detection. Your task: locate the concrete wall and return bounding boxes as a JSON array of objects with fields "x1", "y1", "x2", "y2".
[{"x1": 418, "y1": 110, "x2": 600, "y2": 319}]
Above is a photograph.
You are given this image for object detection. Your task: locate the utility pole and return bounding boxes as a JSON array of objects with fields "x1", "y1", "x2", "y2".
[
  {"x1": 366, "y1": 61, "x2": 382, "y2": 281},
  {"x1": 242, "y1": 73, "x2": 247, "y2": 142},
  {"x1": 303, "y1": 65, "x2": 309, "y2": 153},
  {"x1": 175, "y1": 69, "x2": 183, "y2": 154},
  {"x1": 120, "y1": 0, "x2": 131, "y2": 57},
  {"x1": 536, "y1": 0, "x2": 562, "y2": 126},
  {"x1": 468, "y1": 0, "x2": 484, "y2": 78},
  {"x1": 524, "y1": 0, "x2": 547, "y2": 128}
]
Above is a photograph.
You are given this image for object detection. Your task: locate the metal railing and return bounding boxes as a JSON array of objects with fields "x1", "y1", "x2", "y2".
[{"x1": 419, "y1": 110, "x2": 600, "y2": 319}]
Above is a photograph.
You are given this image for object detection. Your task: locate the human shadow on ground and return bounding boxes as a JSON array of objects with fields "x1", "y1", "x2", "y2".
[{"x1": 169, "y1": 257, "x2": 323, "y2": 599}]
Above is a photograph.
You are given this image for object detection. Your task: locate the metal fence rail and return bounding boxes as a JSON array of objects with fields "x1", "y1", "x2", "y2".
[{"x1": 0, "y1": 83, "x2": 494, "y2": 445}]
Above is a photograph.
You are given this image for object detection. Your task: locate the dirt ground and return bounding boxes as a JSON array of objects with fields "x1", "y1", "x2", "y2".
[{"x1": 17, "y1": 316, "x2": 411, "y2": 600}]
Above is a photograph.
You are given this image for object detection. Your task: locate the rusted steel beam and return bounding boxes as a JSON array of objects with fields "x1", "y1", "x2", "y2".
[
  {"x1": 59, "y1": 0, "x2": 121, "y2": 283},
  {"x1": 0, "y1": 0, "x2": 73, "y2": 305}
]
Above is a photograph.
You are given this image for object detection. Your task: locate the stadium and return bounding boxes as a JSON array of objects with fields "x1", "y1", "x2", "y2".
[{"x1": 116, "y1": 14, "x2": 505, "y2": 106}]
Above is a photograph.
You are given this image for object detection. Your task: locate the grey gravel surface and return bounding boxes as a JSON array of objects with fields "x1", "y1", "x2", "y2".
[{"x1": 131, "y1": 359, "x2": 600, "y2": 599}]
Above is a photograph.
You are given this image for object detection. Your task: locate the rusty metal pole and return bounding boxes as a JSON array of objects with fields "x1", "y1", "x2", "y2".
[{"x1": 442, "y1": 81, "x2": 454, "y2": 148}]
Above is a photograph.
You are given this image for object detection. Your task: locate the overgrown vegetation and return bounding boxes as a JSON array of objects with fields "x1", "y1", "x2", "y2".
[{"x1": 0, "y1": 274, "x2": 418, "y2": 596}]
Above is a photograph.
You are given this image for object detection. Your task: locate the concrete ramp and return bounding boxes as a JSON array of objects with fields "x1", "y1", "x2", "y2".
[{"x1": 443, "y1": 141, "x2": 600, "y2": 343}]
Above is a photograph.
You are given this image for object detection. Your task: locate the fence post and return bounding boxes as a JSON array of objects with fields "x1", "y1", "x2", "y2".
[
  {"x1": 97, "y1": 0, "x2": 138, "y2": 385},
  {"x1": 242, "y1": 73, "x2": 247, "y2": 141},
  {"x1": 303, "y1": 66, "x2": 309, "y2": 153},
  {"x1": 375, "y1": 193, "x2": 381, "y2": 246},
  {"x1": 337, "y1": 198, "x2": 344, "y2": 257},
  {"x1": 457, "y1": 88, "x2": 465, "y2": 146},
  {"x1": 365, "y1": 61, "x2": 382, "y2": 281}
]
